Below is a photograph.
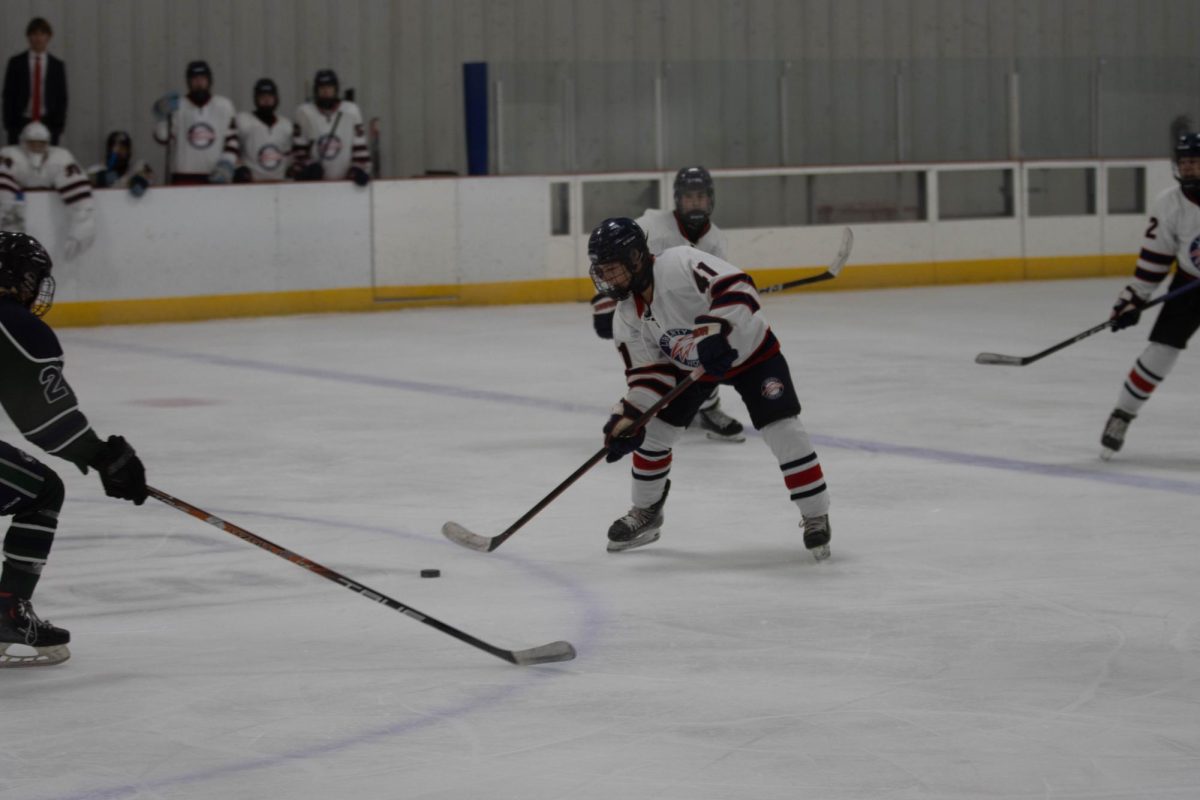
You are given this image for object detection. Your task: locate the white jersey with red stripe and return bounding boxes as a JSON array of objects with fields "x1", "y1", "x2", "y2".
[
  {"x1": 0, "y1": 144, "x2": 95, "y2": 247},
  {"x1": 634, "y1": 208, "x2": 729, "y2": 260},
  {"x1": 1129, "y1": 185, "x2": 1200, "y2": 297},
  {"x1": 234, "y1": 111, "x2": 296, "y2": 181},
  {"x1": 293, "y1": 100, "x2": 370, "y2": 180},
  {"x1": 612, "y1": 246, "x2": 776, "y2": 413},
  {"x1": 153, "y1": 94, "x2": 239, "y2": 176}
]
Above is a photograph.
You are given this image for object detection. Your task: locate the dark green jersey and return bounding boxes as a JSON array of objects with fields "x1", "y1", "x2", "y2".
[{"x1": 0, "y1": 297, "x2": 104, "y2": 470}]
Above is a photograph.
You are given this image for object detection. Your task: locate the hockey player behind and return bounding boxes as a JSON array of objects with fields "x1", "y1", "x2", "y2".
[
  {"x1": 233, "y1": 78, "x2": 296, "y2": 183},
  {"x1": 589, "y1": 218, "x2": 832, "y2": 560},
  {"x1": 1100, "y1": 133, "x2": 1200, "y2": 459},
  {"x1": 152, "y1": 60, "x2": 239, "y2": 185},
  {"x1": 87, "y1": 130, "x2": 152, "y2": 196},
  {"x1": 0, "y1": 121, "x2": 95, "y2": 260},
  {"x1": 591, "y1": 166, "x2": 747, "y2": 442},
  {"x1": 0, "y1": 232, "x2": 148, "y2": 666},
  {"x1": 293, "y1": 69, "x2": 371, "y2": 186}
]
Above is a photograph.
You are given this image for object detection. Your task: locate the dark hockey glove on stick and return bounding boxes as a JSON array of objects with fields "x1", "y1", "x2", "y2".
[
  {"x1": 759, "y1": 227, "x2": 854, "y2": 294},
  {"x1": 148, "y1": 487, "x2": 575, "y2": 666},
  {"x1": 975, "y1": 277, "x2": 1200, "y2": 367},
  {"x1": 443, "y1": 366, "x2": 706, "y2": 553},
  {"x1": 603, "y1": 400, "x2": 646, "y2": 463},
  {"x1": 90, "y1": 436, "x2": 148, "y2": 505},
  {"x1": 695, "y1": 330, "x2": 738, "y2": 377},
  {"x1": 1109, "y1": 286, "x2": 1147, "y2": 331}
]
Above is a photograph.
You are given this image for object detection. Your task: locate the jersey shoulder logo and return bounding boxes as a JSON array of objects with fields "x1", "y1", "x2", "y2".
[
  {"x1": 1189, "y1": 233, "x2": 1200, "y2": 270},
  {"x1": 658, "y1": 327, "x2": 700, "y2": 367}
]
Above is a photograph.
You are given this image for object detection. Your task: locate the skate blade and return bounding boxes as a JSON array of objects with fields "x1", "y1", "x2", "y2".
[
  {"x1": 607, "y1": 529, "x2": 661, "y2": 553},
  {"x1": 1099, "y1": 447, "x2": 1117, "y2": 461},
  {"x1": 810, "y1": 544, "x2": 831, "y2": 562},
  {"x1": 705, "y1": 430, "x2": 746, "y2": 443},
  {"x1": 0, "y1": 642, "x2": 70, "y2": 668}
]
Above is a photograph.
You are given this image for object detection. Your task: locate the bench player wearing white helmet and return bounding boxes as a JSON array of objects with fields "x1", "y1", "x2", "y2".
[{"x1": 0, "y1": 121, "x2": 94, "y2": 259}]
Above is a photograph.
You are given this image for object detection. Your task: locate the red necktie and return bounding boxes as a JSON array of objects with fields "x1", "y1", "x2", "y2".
[{"x1": 31, "y1": 55, "x2": 42, "y2": 121}]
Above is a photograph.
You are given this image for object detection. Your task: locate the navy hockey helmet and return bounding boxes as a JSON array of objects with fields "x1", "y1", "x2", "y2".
[
  {"x1": 253, "y1": 77, "x2": 279, "y2": 111},
  {"x1": 673, "y1": 165, "x2": 715, "y2": 232},
  {"x1": 0, "y1": 232, "x2": 55, "y2": 317},
  {"x1": 313, "y1": 69, "x2": 340, "y2": 109},
  {"x1": 1173, "y1": 132, "x2": 1200, "y2": 195},
  {"x1": 185, "y1": 60, "x2": 212, "y2": 82},
  {"x1": 588, "y1": 218, "x2": 652, "y2": 301}
]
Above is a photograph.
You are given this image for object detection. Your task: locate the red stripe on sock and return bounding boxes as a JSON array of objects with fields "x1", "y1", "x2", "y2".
[
  {"x1": 784, "y1": 464, "x2": 823, "y2": 489},
  {"x1": 633, "y1": 453, "x2": 672, "y2": 471},
  {"x1": 1128, "y1": 370, "x2": 1156, "y2": 393}
]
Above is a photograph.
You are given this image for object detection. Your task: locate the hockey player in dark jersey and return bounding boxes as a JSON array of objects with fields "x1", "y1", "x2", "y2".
[
  {"x1": 589, "y1": 218, "x2": 831, "y2": 561},
  {"x1": 0, "y1": 232, "x2": 147, "y2": 666}
]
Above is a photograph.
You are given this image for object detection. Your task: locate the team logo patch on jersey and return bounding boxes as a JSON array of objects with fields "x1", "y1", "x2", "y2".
[
  {"x1": 761, "y1": 377, "x2": 786, "y2": 400},
  {"x1": 187, "y1": 122, "x2": 217, "y2": 149},
  {"x1": 257, "y1": 144, "x2": 285, "y2": 170},
  {"x1": 1189, "y1": 233, "x2": 1200, "y2": 270},
  {"x1": 316, "y1": 134, "x2": 343, "y2": 160},
  {"x1": 659, "y1": 328, "x2": 700, "y2": 367}
]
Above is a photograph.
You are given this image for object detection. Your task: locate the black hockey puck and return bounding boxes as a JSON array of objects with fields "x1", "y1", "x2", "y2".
[{"x1": 420, "y1": 569, "x2": 441, "y2": 578}]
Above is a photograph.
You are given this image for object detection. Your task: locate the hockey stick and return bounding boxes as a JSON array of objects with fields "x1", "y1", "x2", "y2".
[
  {"x1": 759, "y1": 227, "x2": 854, "y2": 294},
  {"x1": 443, "y1": 365, "x2": 707, "y2": 553},
  {"x1": 148, "y1": 487, "x2": 575, "y2": 666},
  {"x1": 975, "y1": 278, "x2": 1200, "y2": 367}
]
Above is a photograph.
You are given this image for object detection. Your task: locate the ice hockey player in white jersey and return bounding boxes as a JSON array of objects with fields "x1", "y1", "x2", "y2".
[
  {"x1": 87, "y1": 130, "x2": 153, "y2": 196},
  {"x1": 233, "y1": 78, "x2": 296, "y2": 183},
  {"x1": 1100, "y1": 132, "x2": 1200, "y2": 459},
  {"x1": 0, "y1": 122, "x2": 95, "y2": 259},
  {"x1": 152, "y1": 60, "x2": 239, "y2": 185},
  {"x1": 293, "y1": 69, "x2": 370, "y2": 185},
  {"x1": 589, "y1": 217, "x2": 832, "y2": 561},
  {"x1": 591, "y1": 166, "x2": 745, "y2": 442}
]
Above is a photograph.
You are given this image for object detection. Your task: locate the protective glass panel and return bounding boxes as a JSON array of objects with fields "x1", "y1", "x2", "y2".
[
  {"x1": 582, "y1": 180, "x2": 660, "y2": 231},
  {"x1": 938, "y1": 169, "x2": 1014, "y2": 220},
  {"x1": 1107, "y1": 167, "x2": 1145, "y2": 215},
  {"x1": 1028, "y1": 167, "x2": 1096, "y2": 217}
]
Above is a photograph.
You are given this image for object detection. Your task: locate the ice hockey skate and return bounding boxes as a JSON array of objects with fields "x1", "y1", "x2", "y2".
[
  {"x1": 693, "y1": 402, "x2": 746, "y2": 442},
  {"x1": 0, "y1": 593, "x2": 70, "y2": 667},
  {"x1": 608, "y1": 481, "x2": 670, "y2": 552},
  {"x1": 802, "y1": 514, "x2": 831, "y2": 561},
  {"x1": 1100, "y1": 408, "x2": 1136, "y2": 461}
]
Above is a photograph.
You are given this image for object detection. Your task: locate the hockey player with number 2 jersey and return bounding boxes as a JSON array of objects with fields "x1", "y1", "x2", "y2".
[
  {"x1": 1100, "y1": 133, "x2": 1200, "y2": 459},
  {"x1": 588, "y1": 217, "x2": 832, "y2": 560}
]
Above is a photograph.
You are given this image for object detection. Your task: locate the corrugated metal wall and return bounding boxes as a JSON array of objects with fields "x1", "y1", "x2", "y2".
[{"x1": 4, "y1": 0, "x2": 1198, "y2": 178}]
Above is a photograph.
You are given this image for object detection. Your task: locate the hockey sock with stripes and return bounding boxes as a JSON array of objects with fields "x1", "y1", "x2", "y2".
[
  {"x1": 630, "y1": 417, "x2": 684, "y2": 509},
  {"x1": 1116, "y1": 342, "x2": 1181, "y2": 415},
  {"x1": 761, "y1": 416, "x2": 830, "y2": 519}
]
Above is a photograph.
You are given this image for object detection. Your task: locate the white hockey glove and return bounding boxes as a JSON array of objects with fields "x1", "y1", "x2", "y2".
[
  {"x1": 65, "y1": 209, "x2": 96, "y2": 260},
  {"x1": 0, "y1": 199, "x2": 27, "y2": 233}
]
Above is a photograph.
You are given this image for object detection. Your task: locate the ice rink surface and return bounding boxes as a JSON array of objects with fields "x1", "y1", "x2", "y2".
[{"x1": 2, "y1": 277, "x2": 1199, "y2": 800}]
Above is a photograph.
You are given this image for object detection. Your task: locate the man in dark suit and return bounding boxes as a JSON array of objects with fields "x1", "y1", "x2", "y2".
[{"x1": 3, "y1": 18, "x2": 68, "y2": 146}]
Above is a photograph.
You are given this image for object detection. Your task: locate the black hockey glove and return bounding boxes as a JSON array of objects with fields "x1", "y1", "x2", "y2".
[
  {"x1": 603, "y1": 401, "x2": 645, "y2": 463},
  {"x1": 696, "y1": 332, "x2": 738, "y2": 377},
  {"x1": 350, "y1": 166, "x2": 370, "y2": 187},
  {"x1": 90, "y1": 436, "x2": 148, "y2": 505},
  {"x1": 233, "y1": 165, "x2": 253, "y2": 184},
  {"x1": 1110, "y1": 286, "x2": 1147, "y2": 331},
  {"x1": 591, "y1": 293, "x2": 615, "y2": 340},
  {"x1": 301, "y1": 162, "x2": 325, "y2": 182}
]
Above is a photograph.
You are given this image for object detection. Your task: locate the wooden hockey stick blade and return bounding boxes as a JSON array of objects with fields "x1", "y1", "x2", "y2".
[
  {"x1": 510, "y1": 640, "x2": 577, "y2": 665},
  {"x1": 441, "y1": 521, "x2": 494, "y2": 552},
  {"x1": 760, "y1": 226, "x2": 854, "y2": 293}
]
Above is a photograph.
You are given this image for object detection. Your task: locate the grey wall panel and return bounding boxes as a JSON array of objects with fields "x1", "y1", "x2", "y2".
[{"x1": 0, "y1": 0, "x2": 1196, "y2": 185}]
